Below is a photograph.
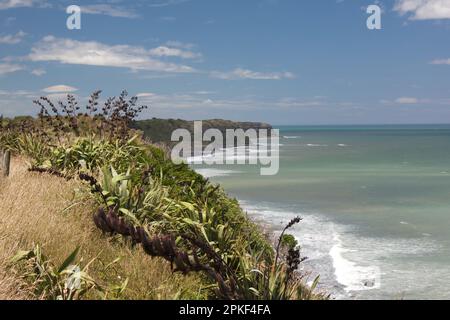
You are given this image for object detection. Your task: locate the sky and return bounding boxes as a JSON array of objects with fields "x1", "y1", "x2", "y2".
[{"x1": 0, "y1": 0, "x2": 450, "y2": 125}]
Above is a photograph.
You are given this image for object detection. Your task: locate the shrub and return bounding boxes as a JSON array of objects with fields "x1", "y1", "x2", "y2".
[{"x1": 281, "y1": 234, "x2": 298, "y2": 250}]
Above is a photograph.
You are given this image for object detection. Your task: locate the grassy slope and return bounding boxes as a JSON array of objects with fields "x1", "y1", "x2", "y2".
[
  {"x1": 0, "y1": 115, "x2": 324, "y2": 300},
  {"x1": 0, "y1": 157, "x2": 205, "y2": 300}
]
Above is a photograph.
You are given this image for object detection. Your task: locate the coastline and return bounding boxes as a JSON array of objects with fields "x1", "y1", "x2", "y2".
[{"x1": 193, "y1": 168, "x2": 386, "y2": 300}]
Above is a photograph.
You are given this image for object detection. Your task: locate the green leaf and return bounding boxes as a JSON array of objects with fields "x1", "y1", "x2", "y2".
[
  {"x1": 217, "y1": 225, "x2": 225, "y2": 241},
  {"x1": 58, "y1": 247, "x2": 80, "y2": 273},
  {"x1": 127, "y1": 134, "x2": 139, "y2": 144},
  {"x1": 180, "y1": 201, "x2": 196, "y2": 212},
  {"x1": 111, "y1": 174, "x2": 130, "y2": 185},
  {"x1": 110, "y1": 166, "x2": 118, "y2": 177},
  {"x1": 182, "y1": 217, "x2": 197, "y2": 226},
  {"x1": 310, "y1": 275, "x2": 320, "y2": 292},
  {"x1": 104, "y1": 257, "x2": 122, "y2": 271},
  {"x1": 119, "y1": 208, "x2": 140, "y2": 224},
  {"x1": 107, "y1": 200, "x2": 117, "y2": 207},
  {"x1": 200, "y1": 226, "x2": 209, "y2": 242},
  {"x1": 10, "y1": 250, "x2": 33, "y2": 264}
]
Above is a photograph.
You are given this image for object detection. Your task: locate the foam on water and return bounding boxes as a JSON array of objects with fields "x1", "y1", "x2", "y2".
[
  {"x1": 194, "y1": 168, "x2": 241, "y2": 178},
  {"x1": 238, "y1": 200, "x2": 441, "y2": 299},
  {"x1": 329, "y1": 234, "x2": 381, "y2": 292},
  {"x1": 187, "y1": 146, "x2": 274, "y2": 164},
  {"x1": 305, "y1": 144, "x2": 329, "y2": 147},
  {"x1": 239, "y1": 200, "x2": 353, "y2": 297}
]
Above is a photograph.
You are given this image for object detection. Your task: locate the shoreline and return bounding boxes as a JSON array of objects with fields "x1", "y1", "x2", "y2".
[
  {"x1": 194, "y1": 167, "x2": 385, "y2": 300},
  {"x1": 192, "y1": 167, "x2": 340, "y2": 297}
]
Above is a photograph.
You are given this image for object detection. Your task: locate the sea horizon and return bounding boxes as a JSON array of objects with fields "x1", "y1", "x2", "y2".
[{"x1": 274, "y1": 123, "x2": 450, "y2": 128}]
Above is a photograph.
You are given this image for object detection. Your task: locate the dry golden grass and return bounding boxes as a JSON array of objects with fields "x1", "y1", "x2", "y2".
[
  {"x1": 0, "y1": 243, "x2": 33, "y2": 300},
  {"x1": 0, "y1": 157, "x2": 205, "y2": 300}
]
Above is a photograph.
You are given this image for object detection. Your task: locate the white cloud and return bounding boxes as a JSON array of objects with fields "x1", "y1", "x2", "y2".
[
  {"x1": 0, "y1": 0, "x2": 49, "y2": 10},
  {"x1": 81, "y1": 4, "x2": 139, "y2": 19},
  {"x1": 275, "y1": 97, "x2": 325, "y2": 108},
  {"x1": 136, "y1": 92, "x2": 156, "y2": 98},
  {"x1": 430, "y1": 58, "x2": 450, "y2": 65},
  {"x1": 4, "y1": 17, "x2": 16, "y2": 26},
  {"x1": 148, "y1": 0, "x2": 190, "y2": 8},
  {"x1": 134, "y1": 92, "x2": 332, "y2": 111},
  {"x1": 42, "y1": 85, "x2": 78, "y2": 93},
  {"x1": 0, "y1": 1, "x2": 139, "y2": 18},
  {"x1": 193, "y1": 91, "x2": 216, "y2": 95},
  {"x1": 159, "y1": 16, "x2": 177, "y2": 22},
  {"x1": 28, "y1": 36, "x2": 197, "y2": 73},
  {"x1": 394, "y1": 0, "x2": 450, "y2": 20},
  {"x1": 380, "y1": 97, "x2": 450, "y2": 106},
  {"x1": 149, "y1": 46, "x2": 201, "y2": 59},
  {"x1": 395, "y1": 97, "x2": 419, "y2": 104},
  {"x1": 31, "y1": 68, "x2": 46, "y2": 76},
  {"x1": 211, "y1": 68, "x2": 295, "y2": 80},
  {"x1": 135, "y1": 92, "x2": 259, "y2": 110},
  {"x1": 0, "y1": 0, "x2": 35, "y2": 9},
  {"x1": 0, "y1": 62, "x2": 24, "y2": 75},
  {"x1": 165, "y1": 40, "x2": 195, "y2": 49},
  {"x1": 0, "y1": 89, "x2": 34, "y2": 96},
  {"x1": 0, "y1": 30, "x2": 26, "y2": 44}
]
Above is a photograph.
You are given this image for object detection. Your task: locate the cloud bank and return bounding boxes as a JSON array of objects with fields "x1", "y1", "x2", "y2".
[
  {"x1": 28, "y1": 36, "x2": 198, "y2": 73},
  {"x1": 395, "y1": 0, "x2": 450, "y2": 20}
]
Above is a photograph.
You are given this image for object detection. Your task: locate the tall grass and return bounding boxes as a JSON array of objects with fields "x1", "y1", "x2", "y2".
[{"x1": 0, "y1": 158, "x2": 205, "y2": 300}]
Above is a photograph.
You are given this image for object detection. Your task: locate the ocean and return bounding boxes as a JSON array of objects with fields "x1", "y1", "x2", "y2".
[{"x1": 192, "y1": 125, "x2": 450, "y2": 300}]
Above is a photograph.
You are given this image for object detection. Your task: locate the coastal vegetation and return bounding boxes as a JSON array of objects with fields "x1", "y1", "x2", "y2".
[
  {"x1": 0, "y1": 91, "x2": 324, "y2": 300},
  {"x1": 131, "y1": 118, "x2": 272, "y2": 146}
]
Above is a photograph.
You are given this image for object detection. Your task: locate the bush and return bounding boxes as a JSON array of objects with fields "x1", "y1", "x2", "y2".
[{"x1": 281, "y1": 234, "x2": 298, "y2": 250}]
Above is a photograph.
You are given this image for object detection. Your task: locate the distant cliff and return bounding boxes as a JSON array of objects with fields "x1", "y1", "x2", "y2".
[{"x1": 132, "y1": 118, "x2": 272, "y2": 144}]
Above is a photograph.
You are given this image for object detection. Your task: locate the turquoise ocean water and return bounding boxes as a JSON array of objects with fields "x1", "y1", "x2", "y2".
[{"x1": 192, "y1": 125, "x2": 450, "y2": 300}]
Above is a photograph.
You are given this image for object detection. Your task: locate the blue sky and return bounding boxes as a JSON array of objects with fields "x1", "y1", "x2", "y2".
[{"x1": 0, "y1": 0, "x2": 450, "y2": 125}]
